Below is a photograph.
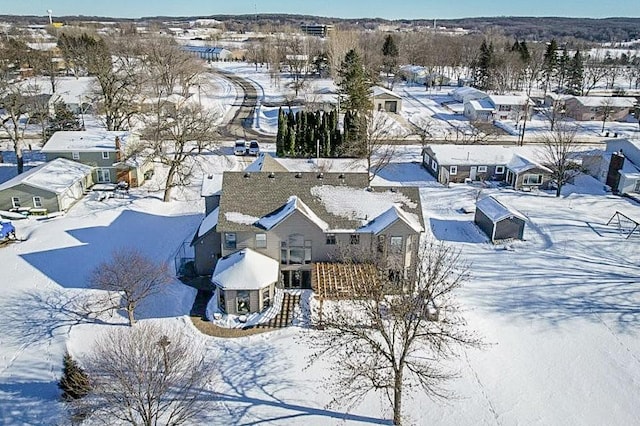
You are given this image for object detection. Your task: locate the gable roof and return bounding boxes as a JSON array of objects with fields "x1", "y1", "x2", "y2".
[
  {"x1": 468, "y1": 98, "x2": 495, "y2": 112},
  {"x1": 569, "y1": 96, "x2": 636, "y2": 108},
  {"x1": 371, "y1": 86, "x2": 401, "y2": 99},
  {"x1": 0, "y1": 158, "x2": 93, "y2": 194},
  {"x1": 41, "y1": 131, "x2": 134, "y2": 153},
  {"x1": 217, "y1": 172, "x2": 423, "y2": 233},
  {"x1": 507, "y1": 154, "x2": 552, "y2": 174},
  {"x1": 211, "y1": 248, "x2": 279, "y2": 290},
  {"x1": 244, "y1": 153, "x2": 289, "y2": 172},
  {"x1": 201, "y1": 174, "x2": 223, "y2": 197},
  {"x1": 424, "y1": 144, "x2": 514, "y2": 166},
  {"x1": 488, "y1": 94, "x2": 528, "y2": 106},
  {"x1": 476, "y1": 196, "x2": 525, "y2": 223},
  {"x1": 357, "y1": 204, "x2": 424, "y2": 234}
]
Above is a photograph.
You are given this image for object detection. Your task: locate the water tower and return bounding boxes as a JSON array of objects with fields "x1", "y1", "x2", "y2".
[{"x1": 47, "y1": 9, "x2": 53, "y2": 25}]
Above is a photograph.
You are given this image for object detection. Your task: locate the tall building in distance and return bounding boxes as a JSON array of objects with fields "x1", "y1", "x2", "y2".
[{"x1": 300, "y1": 23, "x2": 334, "y2": 37}]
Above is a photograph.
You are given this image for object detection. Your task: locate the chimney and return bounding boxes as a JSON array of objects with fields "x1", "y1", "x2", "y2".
[
  {"x1": 115, "y1": 136, "x2": 122, "y2": 162},
  {"x1": 606, "y1": 151, "x2": 625, "y2": 193}
]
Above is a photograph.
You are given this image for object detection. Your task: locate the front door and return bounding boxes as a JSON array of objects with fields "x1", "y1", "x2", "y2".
[{"x1": 469, "y1": 166, "x2": 477, "y2": 181}]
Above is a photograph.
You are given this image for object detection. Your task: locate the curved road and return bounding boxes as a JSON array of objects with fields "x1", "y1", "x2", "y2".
[{"x1": 214, "y1": 70, "x2": 275, "y2": 142}]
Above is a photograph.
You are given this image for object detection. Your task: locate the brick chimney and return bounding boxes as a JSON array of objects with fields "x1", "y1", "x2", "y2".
[
  {"x1": 115, "y1": 136, "x2": 122, "y2": 162},
  {"x1": 606, "y1": 150, "x2": 624, "y2": 193}
]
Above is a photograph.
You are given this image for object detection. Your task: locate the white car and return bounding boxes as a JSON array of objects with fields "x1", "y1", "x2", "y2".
[
  {"x1": 234, "y1": 140, "x2": 247, "y2": 156},
  {"x1": 248, "y1": 140, "x2": 260, "y2": 156}
]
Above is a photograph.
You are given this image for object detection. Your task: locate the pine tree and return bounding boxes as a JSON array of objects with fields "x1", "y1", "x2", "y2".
[
  {"x1": 476, "y1": 40, "x2": 494, "y2": 90},
  {"x1": 382, "y1": 34, "x2": 399, "y2": 88},
  {"x1": 543, "y1": 39, "x2": 559, "y2": 94},
  {"x1": 557, "y1": 48, "x2": 570, "y2": 91},
  {"x1": 568, "y1": 50, "x2": 584, "y2": 95},
  {"x1": 58, "y1": 351, "x2": 91, "y2": 401},
  {"x1": 276, "y1": 107, "x2": 286, "y2": 156},
  {"x1": 337, "y1": 49, "x2": 372, "y2": 116}
]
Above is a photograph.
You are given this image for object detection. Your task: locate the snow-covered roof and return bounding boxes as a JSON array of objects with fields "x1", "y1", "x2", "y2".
[
  {"x1": 0, "y1": 158, "x2": 92, "y2": 194},
  {"x1": 371, "y1": 86, "x2": 401, "y2": 99},
  {"x1": 450, "y1": 86, "x2": 487, "y2": 102},
  {"x1": 570, "y1": 96, "x2": 636, "y2": 108},
  {"x1": 211, "y1": 248, "x2": 279, "y2": 290},
  {"x1": 468, "y1": 99, "x2": 495, "y2": 111},
  {"x1": 507, "y1": 154, "x2": 552, "y2": 174},
  {"x1": 41, "y1": 131, "x2": 134, "y2": 153},
  {"x1": 201, "y1": 174, "x2": 223, "y2": 197},
  {"x1": 357, "y1": 204, "x2": 424, "y2": 234},
  {"x1": 197, "y1": 207, "x2": 219, "y2": 238},
  {"x1": 425, "y1": 145, "x2": 514, "y2": 166},
  {"x1": 257, "y1": 195, "x2": 329, "y2": 231},
  {"x1": 488, "y1": 95, "x2": 528, "y2": 106},
  {"x1": 476, "y1": 196, "x2": 525, "y2": 223}
]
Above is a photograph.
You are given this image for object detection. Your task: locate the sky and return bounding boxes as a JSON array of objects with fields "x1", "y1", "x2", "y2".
[{"x1": 0, "y1": 0, "x2": 638, "y2": 20}]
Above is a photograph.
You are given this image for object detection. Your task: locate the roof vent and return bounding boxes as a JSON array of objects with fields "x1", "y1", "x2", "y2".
[
  {"x1": 268, "y1": 172, "x2": 275, "y2": 178},
  {"x1": 390, "y1": 187, "x2": 397, "y2": 193},
  {"x1": 295, "y1": 172, "x2": 302, "y2": 178},
  {"x1": 338, "y1": 173, "x2": 345, "y2": 179},
  {"x1": 244, "y1": 172, "x2": 251, "y2": 178},
  {"x1": 207, "y1": 174, "x2": 213, "y2": 179},
  {"x1": 317, "y1": 172, "x2": 324, "y2": 179}
]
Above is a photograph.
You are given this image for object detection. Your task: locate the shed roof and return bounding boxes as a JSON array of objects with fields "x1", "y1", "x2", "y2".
[
  {"x1": 0, "y1": 158, "x2": 92, "y2": 194},
  {"x1": 476, "y1": 196, "x2": 525, "y2": 223},
  {"x1": 211, "y1": 248, "x2": 279, "y2": 290}
]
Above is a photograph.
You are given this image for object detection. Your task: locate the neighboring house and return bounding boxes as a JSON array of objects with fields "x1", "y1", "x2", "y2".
[
  {"x1": 194, "y1": 171, "x2": 424, "y2": 315},
  {"x1": 474, "y1": 196, "x2": 526, "y2": 243},
  {"x1": 370, "y1": 86, "x2": 402, "y2": 113},
  {"x1": 45, "y1": 76, "x2": 96, "y2": 116},
  {"x1": 488, "y1": 95, "x2": 531, "y2": 121},
  {"x1": 598, "y1": 138, "x2": 640, "y2": 194},
  {"x1": 563, "y1": 96, "x2": 636, "y2": 121},
  {"x1": 181, "y1": 45, "x2": 233, "y2": 61},
  {"x1": 41, "y1": 131, "x2": 152, "y2": 187},
  {"x1": 0, "y1": 158, "x2": 93, "y2": 213},
  {"x1": 422, "y1": 144, "x2": 552, "y2": 189},
  {"x1": 450, "y1": 86, "x2": 486, "y2": 103},
  {"x1": 191, "y1": 173, "x2": 224, "y2": 275}
]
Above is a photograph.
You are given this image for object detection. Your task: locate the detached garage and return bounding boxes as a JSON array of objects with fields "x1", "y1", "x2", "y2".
[
  {"x1": 474, "y1": 196, "x2": 525, "y2": 243},
  {"x1": 0, "y1": 158, "x2": 93, "y2": 214}
]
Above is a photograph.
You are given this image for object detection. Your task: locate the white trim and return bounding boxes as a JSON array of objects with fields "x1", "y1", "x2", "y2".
[
  {"x1": 11, "y1": 196, "x2": 20, "y2": 208},
  {"x1": 72, "y1": 152, "x2": 80, "y2": 160},
  {"x1": 495, "y1": 165, "x2": 505, "y2": 174},
  {"x1": 449, "y1": 166, "x2": 458, "y2": 175},
  {"x1": 478, "y1": 165, "x2": 487, "y2": 173},
  {"x1": 33, "y1": 196, "x2": 43, "y2": 208},
  {"x1": 101, "y1": 151, "x2": 110, "y2": 160}
]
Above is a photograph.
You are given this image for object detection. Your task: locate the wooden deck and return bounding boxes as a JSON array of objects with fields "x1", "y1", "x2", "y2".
[{"x1": 312, "y1": 262, "x2": 379, "y2": 300}]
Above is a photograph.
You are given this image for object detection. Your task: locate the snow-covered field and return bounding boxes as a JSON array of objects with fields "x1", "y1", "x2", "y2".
[{"x1": 1, "y1": 138, "x2": 640, "y2": 424}]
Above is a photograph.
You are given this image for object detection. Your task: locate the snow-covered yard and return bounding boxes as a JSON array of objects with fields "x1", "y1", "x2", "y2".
[{"x1": 1, "y1": 139, "x2": 640, "y2": 424}]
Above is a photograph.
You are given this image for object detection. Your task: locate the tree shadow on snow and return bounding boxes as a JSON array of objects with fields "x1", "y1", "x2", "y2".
[
  {"x1": 0, "y1": 381, "x2": 63, "y2": 426},
  {"x1": 202, "y1": 341, "x2": 390, "y2": 425}
]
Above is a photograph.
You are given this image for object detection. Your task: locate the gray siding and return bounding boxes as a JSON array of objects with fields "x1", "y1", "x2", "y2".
[
  {"x1": 193, "y1": 231, "x2": 221, "y2": 276},
  {"x1": 475, "y1": 209, "x2": 525, "y2": 242},
  {"x1": 0, "y1": 184, "x2": 60, "y2": 212}
]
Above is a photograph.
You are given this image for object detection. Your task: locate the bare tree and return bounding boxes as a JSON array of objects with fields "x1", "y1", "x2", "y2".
[
  {"x1": 537, "y1": 123, "x2": 582, "y2": 197},
  {"x1": 361, "y1": 111, "x2": 397, "y2": 182},
  {"x1": 599, "y1": 97, "x2": 615, "y2": 133},
  {"x1": 307, "y1": 239, "x2": 482, "y2": 425},
  {"x1": 327, "y1": 30, "x2": 360, "y2": 78},
  {"x1": 81, "y1": 322, "x2": 213, "y2": 426},
  {"x1": 89, "y1": 248, "x2": 173, "y2": 326},
  {"x1": 143, "y1": 101, "x2": 219, "y2": 202}
]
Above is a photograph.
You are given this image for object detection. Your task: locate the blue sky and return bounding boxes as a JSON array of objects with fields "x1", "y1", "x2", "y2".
[{"x1": 0, "y1": 0, "x2": 637, "y2": 20}]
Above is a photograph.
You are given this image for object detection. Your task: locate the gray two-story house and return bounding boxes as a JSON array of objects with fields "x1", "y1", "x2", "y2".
[
  {"x1": 194, "y1": 171, "x2": 424, "y2": 315},
  {"x1": 41, "y1": 131, "x2": 153, "y2": 187}
]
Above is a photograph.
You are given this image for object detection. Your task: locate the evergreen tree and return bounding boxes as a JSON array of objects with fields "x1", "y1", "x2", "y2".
[
  {"x1": 58, "y1": 351, "x2": 91, "y2": 401},
  {"x1": 568, "y1": 50, "x2": 584, "y2": 95},
  {"x1": 276, "y1": 107, "x2": 286, "y2": 156},
  {"x1": 557, "y1": 48, "x2": 570, "y2": 91},
  {"x1": 476, "y1": 40, "x2": 495, "y2": 90},
  {"x1": 543, "y1": 39, "x2": 559, "y2": 94},
  {"x1": 337, "y1": 49, "x2": 372, "y2": 114},
  {"x1": 382, "y1": 34, "x2": 399, "y2": 88}
]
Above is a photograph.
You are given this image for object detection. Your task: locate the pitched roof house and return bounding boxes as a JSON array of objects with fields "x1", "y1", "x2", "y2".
[{"x1": 194, "y1": 171, "x2": 424, "y2": 315}]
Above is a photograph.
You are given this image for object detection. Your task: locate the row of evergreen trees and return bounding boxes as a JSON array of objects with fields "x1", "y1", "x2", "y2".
[{"x1": 276, "y1": 108, "x2": 344, "y2": 157}]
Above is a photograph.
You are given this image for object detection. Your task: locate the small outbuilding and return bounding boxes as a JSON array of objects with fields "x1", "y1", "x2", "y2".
[
  {"x1": 474, "y1": 196, "x2": 525, "y2": 243},
  {"x1": 370, "y1": 86, "x2": 402, "y2": 113},
  {"x1": 211, "y1": 248, "x2": 278, "y2": 315}
]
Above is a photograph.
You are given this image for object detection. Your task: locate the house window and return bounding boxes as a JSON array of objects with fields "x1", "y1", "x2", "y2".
[
  {"x1": 431, "y1": 159, "x2": 438, "y2": 170},
  {"x1": 224, "y1": 232, "x2": 236, "y2": 249},
  {"x1": 449, "y1": 166, "x2": 458, "y2": 175},
  {"x1": 255, "y1": 233, "x2": 267, "y2": 248},
  {"x1": 350, "y1": 234, "x2": 360, "y2": 245},
  {"x1": 72, "y1": 152, "x2": 80, "y2": 160},
  {"x1": 102, "y1": 152, "x2": 110, "y2": 160},
  {"x1": 326, "y1": 234, "x2": 336, "y2": 245},
  {"x1": 377, "y1": 234, "x2": 386, "y2": 253},
  {"x1": 495, "y1": 166, "x2": 505, "y2": 174},
  {"x1": 11, "y1": 197, "x2": 20, "y2": 208},
  {"x1": 523, "y1": 174, "x2": 543, "y2": 185},
  {"x1": 96, "y1": 168, "x2": 111, "y2": 183},
  {"x1": 218, "y1": 288, "x2": 226, "y2": 313},
  {"x1": 390, "y1": 236, "x2": 403, "y2": 252},
  {"x1": 478, "y1": 166, "x2": 488, "y2": 173},
  {"x1": 33, "y1": 197, "x2": 43, "y2": 208},
  {"x1": 281, "y1": 235, "x2": 311, "y2": 264},
  {"x1": 236, "y1": 290, "x2": 250, "y2": 314},
  {"x1": 262, "y1": 287, "x2": 271, "y2": 310}
]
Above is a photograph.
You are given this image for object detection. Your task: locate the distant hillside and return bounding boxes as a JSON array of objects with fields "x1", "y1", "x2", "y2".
[{"x1": 2, "y1": 14, "x2": 640, "y2": 43}]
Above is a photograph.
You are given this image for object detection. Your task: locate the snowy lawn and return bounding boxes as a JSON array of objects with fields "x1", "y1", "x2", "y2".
[{"x1": 1, "y1": 144, "x2": 640, "y2": 424}]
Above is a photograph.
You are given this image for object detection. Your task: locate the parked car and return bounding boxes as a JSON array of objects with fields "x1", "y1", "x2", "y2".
[
  {"x1": 248, "y1": 140, "x2": 260, "y2": 156},
  {"x1": 234, "y1": 139, "x2": 247, "y2": 156}
]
